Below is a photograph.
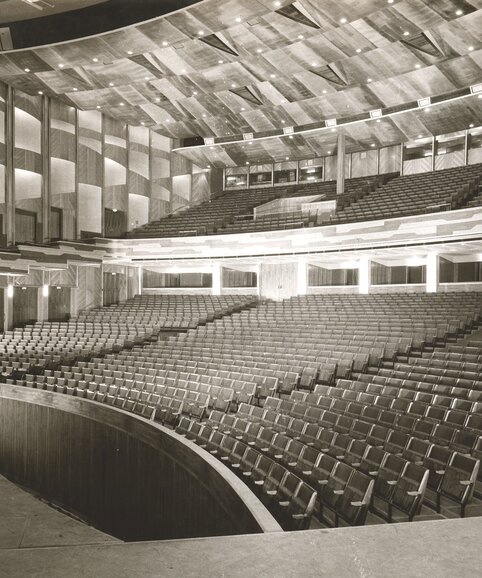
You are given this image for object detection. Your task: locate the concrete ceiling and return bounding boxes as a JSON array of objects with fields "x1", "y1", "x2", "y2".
[{"x1": 0, "y1": 0, "x2": 481, "y2": 166}]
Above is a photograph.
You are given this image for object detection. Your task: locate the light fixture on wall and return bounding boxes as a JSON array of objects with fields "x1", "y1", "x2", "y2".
[
  {"x1": 7, "y1": 285, "x2": 13, "y2": 298},
  {"x1": 42, "y1": 285, "x2": 49, "y2": 297}
]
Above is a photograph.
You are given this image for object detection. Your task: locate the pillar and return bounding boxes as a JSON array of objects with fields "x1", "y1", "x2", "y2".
[
  {"x1": 4, "y1": 280, "x2": 14, "y2": 331},
  {"x1": 336, "y1": 133, "x2": 346, "y2": 196},
  {"x1": 5, "y1": 85, "x2": 15, "y2": 246},
  {"x1": 297, "y1": 260, "x2": 308, "y2": 296},
  {"x1": 426, "y1": 253, "x2": 439, "y2": 293},
  {"x1": 212, "y1": 263, "x2": 222, "y2": 295},
  {"x1": 41, "y1": 95, "x2": 51, "y2": 243},
  {"x1": 359, "y1": 256, "x2": 372, "y2": 295}
]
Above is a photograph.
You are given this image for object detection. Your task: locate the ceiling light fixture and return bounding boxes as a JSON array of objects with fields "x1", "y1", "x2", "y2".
[
  {"x1": 256, "y1": 48, "x2": 263, "y2": 53},
  {"x1": 38, "y1": 90, "x2": 43, "y2": 94},
  {"x1": 162, "y1": 41, "x2": 169, "y2": 46},
  {"x1": 298, "y1": 34, "x2": 304, "y2": 40},
  {"x1": 235, "y1": 17, "x2": 241, "y2": 23},
  {"x1": 96, "y1": 105, "x2": 101, "y2": 109},
  {"x1": 403, "y1": 31, "x2": 410, "y2": 36},
  {"x1": 92, "y1": 57, "x2": 99, "y2": 62},
  {"x1": 24, "y1": 68, "x2": 30, "y2": 72},
  {"x1": 119, "y1": 102, "x2": 124, "y2": 106},
  {"x1": 58, "y1": 63, "x2": 64, "y2": 68},
  {"x1": 456, "y1": 9, "x2": 463, "y2": 15},
  {"x1": 340, "y1": 18, "x2": 347, "y2": 24},
  {"x1": 468, "y1": 46, "x2": 474, "y2": 51},
  {"x1": 109, "y1": 82, "x2": 114, "y2": 86},
  {"x1": 127, "y1": 50, "x2": 133, "y2": 55},
  {"x1": 73, "y1": 87, "x2": 78, "y2": 91},
  {"x1": 356, "y1": 48, "x2": 362, "y2": 53},
  {"x1": 198, "y1": 30, "x2": 204, "y2": 36}
]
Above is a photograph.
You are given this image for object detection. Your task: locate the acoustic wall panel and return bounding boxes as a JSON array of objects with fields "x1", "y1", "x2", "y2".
[
  {"x1": 50, "y1": 100, "x2": 76, "y2": 240},
  {"x1": 78, "y1": 110, "x2": 102, "y2": 237},
  {"x1": 0, "y1": 82, "x2": 5, "y2": 246}
]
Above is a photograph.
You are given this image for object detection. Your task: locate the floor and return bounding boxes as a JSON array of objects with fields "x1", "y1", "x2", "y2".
[
  {"x1": 1, "y1": 517, "x2": 481, "y2": 578},
  {"x1": 0, "y1": 475, "x2": 118, "y2": 550}
]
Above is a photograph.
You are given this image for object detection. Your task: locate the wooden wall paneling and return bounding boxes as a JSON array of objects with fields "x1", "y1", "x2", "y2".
[
  {"x1": 259, "y1": 262, "x2": 298, "y2": 300},
  {"x1": 5, "y1": 84, "x2": 14, "y2": 246},
  {"x1": 48, "y1": 286, "x2": 71, "y2": 321},
  {"x1": 0, "y1": 386, "x2": 279, "y2": 540},
  {"x1": 76, "y1": 265, "x2": 102, "y2": 312},
  {"x1": 379, "y1": 145, "x2": 401, "y2": 174},
  {"x1": 12, "y1": 286, "x2": 37, "y2": 326}
]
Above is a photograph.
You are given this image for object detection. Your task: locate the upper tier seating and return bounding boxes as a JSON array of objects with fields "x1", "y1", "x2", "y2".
[
  {"x1": 332, "y1": 164, "x2": 482, "y2": 224},
  {"x1": 125, "y1": 164, "x2": 481, "y2": 239},
  {"x1": 126, "y1": 175, "x2": 381, "y2": 239}
]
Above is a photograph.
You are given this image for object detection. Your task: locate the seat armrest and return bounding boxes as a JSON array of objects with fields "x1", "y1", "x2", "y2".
[
  {"x1": 267, "y1": 490, "x2": 276, "y2": 495},
  {"x1": 435, "y1": 469, "x2": 445, "y2": 475},
  {"x1": 350, "y1": 501, "x2": 364, "y2": 507},
  {"x1": 303, "y1": 470, "x2": 312, "y2": 476},
  {"x1": 279, "y1": 501, "x2": 289, "y2": 507},
  {"x1": 407, "y1": 490, "x2": 421, "y2": 497},
  {"x1": 459, "y1": 480, "x2": 472, "y2": 486},
  {"x1": 254, "y1": 480, "x2": 264, "y2": 485}
]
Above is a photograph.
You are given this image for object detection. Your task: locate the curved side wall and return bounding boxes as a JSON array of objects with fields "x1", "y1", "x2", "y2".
[{"x1": 0, "y1": 384, "x2": 280, "y2": 541}]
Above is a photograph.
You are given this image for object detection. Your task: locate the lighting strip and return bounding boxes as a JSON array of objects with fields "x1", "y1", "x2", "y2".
[{"x1": 173, "y1": 86, "x2": 477, "y2": 152}]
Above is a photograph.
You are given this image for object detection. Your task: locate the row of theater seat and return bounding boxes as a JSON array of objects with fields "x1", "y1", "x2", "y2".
[
  {"x1": 125, "y1": 164, "x2": 482, "y2": 239},
  {"x1": 2, "y1": 292, "x2": 481, "y2": 527}
]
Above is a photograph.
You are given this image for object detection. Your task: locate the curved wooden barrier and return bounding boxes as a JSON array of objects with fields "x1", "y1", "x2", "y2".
[{"x1": 0, "y1": 384, "x2": 281, "y2": 541}]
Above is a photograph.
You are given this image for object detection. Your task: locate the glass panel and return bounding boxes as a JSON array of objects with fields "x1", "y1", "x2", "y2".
[
  {"x1": 403, "y1": 137, "x2": 433, "y2": 175},
  {"x1": 273, "y1": 160, "x2": 297, "y2": 185},
  {"x1": 435, "y1": 130, "x2": 465, "y2": 170},
  {"x1": 468, "y1": 126, "x2": 482, "y2": 165},
  {"x1": 299, "y1": 157, "x2": 323, "y2": 183},
  {"x1": 379, "y1": 144, "x2": 401, "y2": 175},
  {"x1": 308, "y1": 265, "x2": 358, "y2": 286},
  {"x1": 225, "y1": 166, "x2": 248, "y2": 189},
  {"x1": 249, "y1": 163, "x2": 272, "y2": 187}
]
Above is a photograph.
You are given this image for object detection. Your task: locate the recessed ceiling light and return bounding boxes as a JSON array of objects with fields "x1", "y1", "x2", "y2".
[
  {"x1": 418, "y1": 134, "x2": 423, "y2": 138},
  {"x1": 376, "y1": 119, "x2": 381, "y2": 123},
  {"x1": 340, "y1": 18, "x2": 347, "y2": 24},
  {"x1": 162, "y1": 41, "x2": 169, "y2": 46},
  {"x1": 469, "y1": 123, "x2": 474, "y2": 127},
  {"x1": 96, "y1": 105, "x2": 101, "y2": 109},
  {"x1": 270, "y1": 74, "x2": 276, "y2": 78},
  {"x1": 289, "y1": 135, "x2": 293, "y2": 139},
  {"x1": 38, "y1": 90, "x2": 43, "y2": 94},
  {"x1": 198, "y1": 30, "x2": 204, "y2": 36},
  {"x1": 193, "y1": 91, "x2": 198, "y2": 96},
  {"x1": 456, "y1": 9, "x2": 463, "y2": 16},
  {"x1": 218, "y1": 60, "x2": 224, "y2": 64},
  {"x1": 256, "y1": 48, "x2": 263, "y2": 53},
  {"x1": 141, "y1": 121, "x2": 145, "y2": 125},
  {"x1": 127, "y1": 51, "x2": 133, "y2": 55},
  {"x1": 207, "y1": 165, "x2": 211, "y2": 168},
  {"x1": 73, "y1": 87, "x2": 78, "y2": 91},
  {"x1": 92, "y1": 57, "x2": 99, "y2": 62},
  {"x1": 274, "y1": 1, "x2": 281, "y2": 6},
  {"x1": 370, "y1": 143, "x2": 375, "y2": 147},
  {"x1": 311, "y1": 61, "x2": 318, "y2": 66},
  {"x1": 166, "y1": 119, "x2": 170, "y2": 122},
  {"x1": 281, "y1": 119, "x2": 285, "y2": 123},
  {"x1": 58, "y1": 63, "x2": 64, "y2": 68},
  {"x1": 424, "y1": 107, "x2": 431, "y2": 112},
  {"x1": 231, "y1": 83, "x2": 236, "y2": 88},
  {"x1": 144, "y1": 76, "x2": 150, "y2": 80},
  {"x1": 241, "y1": 107, "x2": 245, "y2": 111},
  {"x1": 327, "y1": 150, "x2": 331, "y2": 154},
  {"x1": 202, "y1": 113, "x2": 207, "y2": 117},
  {"x1": 403, "y1": 31, "x2": 410, "y2": 36},
  {"x1": 155, "y1": 97, "x2": 161, "y2": 102},
  {"x1": 109, "y1": 82, "x2": 114, "y2": 86},
  {"x1": 322, "y1": 89, "x2": 327, "y2": 94},
  {"x1": 298, "y1": 34, "x2": 304, "y2": 40},
  {"x1": 468, "y1": 46, "x2": 474, "y2": 51},
  {"x1": 119, "y1": 102, "x2": 124, "y2": 106},
  {"x1": 235, "y1": 17, "x2": 241, "y2": 23},
  {"x1": 181, "y1": 69, "x2": 187, "y2": 74},
  {"x1": 356, "y1": 48, "x2": 362, "y2": 53},
  {"x1": 387, "y1": 0, "x2": 394, "y2": 4},
  {"x1": 285, "y1": 156, "x2": 289, "y2": 160},
  {"x1": 246, "y1": 161, "x2": 249, "y2": 165},
  {"x1": 367, "y1": 78, "x2": 372, "y2": 82},
  {"x1": 415, "y1": 64, "x2": 421, "y2": 68}
]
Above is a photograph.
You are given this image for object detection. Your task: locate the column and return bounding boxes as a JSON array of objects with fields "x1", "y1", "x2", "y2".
[
  {"x1": 5, "y1": 85, "x2": 15, "y2": 246},
  {"x1": 426, "y1": 253, "x2": 439, "y2": 293},
  {"x1": 41, "y1": 95, "x2": 51, "y2": 243},
  {"x1": 297, "y1": 260, "x2": 308, "y2": 296},
  {"x1": 37, "y1": 284, "x2": 49, "y2": 322},
  {"x1": 359, "y1": 256, "x2": 372, "y2": 295},
  {"x1": 70, "y1": 265, "x2": 79, "y2": 318},
  {"x1": 4, "y1": 281, "x2": 14, "y2": 331},
  {"x1": 336, "y1": 133, "x2": 346, "y2": 196},
  {"x1": 212, "y1": 263, "x2": 222, "y2": 295}
]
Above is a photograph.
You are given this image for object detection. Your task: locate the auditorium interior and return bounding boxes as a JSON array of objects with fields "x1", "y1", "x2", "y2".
[{"x1": 0, "y1": 0, "x2": 481, "y2": 576}]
